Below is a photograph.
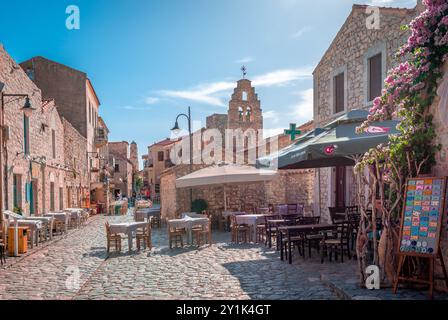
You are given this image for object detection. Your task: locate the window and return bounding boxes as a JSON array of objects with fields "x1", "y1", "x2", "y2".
[
  {"x1": 368, "y1": 53, "x2": 382, "y2": 101},
  {"x1": 238, "y1": 107, "x2": 244, "y2": 121},
  {"x1": 50, "y1": 182, "x2": 55, "y2": 212},
  {"x1": 333, "y1": 72, "x2": 345, "y2": 114},
  {"x1": 13, "y1": 174, "x2": 22, "y2": 210},
  {"x1": 155, "y1": 184, "x2": 160, "y2": 194},
  {"x1": 158, "y1": 151, "x2": 164, "y2": 162},
  {"x1": 242, "y1": 91, "x2": 248, "y2": 101},
  {"x1": 114, "y1": 164, "x2": 120, "y2": 172},
  {"x1": 59, "y1": 187, "x2": 64, "y2": 211},
  {"x1": 51, "y1": 129, "x2": 56, "y2": 159},
  {"x1": 246, "y1": 107, "x2": 252, "y2": 122},
  {"x1": 166, "y1": 150, "x2": 170, "y2": 160},
  {"x1": 24, "y1": 115, "x2": 30, "y2": 155}
]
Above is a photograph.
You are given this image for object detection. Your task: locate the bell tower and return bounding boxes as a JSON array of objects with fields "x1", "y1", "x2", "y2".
[{"x1": 227, "y1": 68, "x2": 263, "y2": 131}]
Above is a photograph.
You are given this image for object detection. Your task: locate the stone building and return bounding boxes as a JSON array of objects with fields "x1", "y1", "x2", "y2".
[
  {"x1": 144, "y1": 138, "x2": 176, "y2": 198},
  {"x1": 160, "y1": 76, "x2": 315, "y2": 221},
  {"x1": 312, "y1": 3, "x2": 420, "y2": 222},
  {"x1": 20, "y1": 56, "x2": 103, "y2": 199},
  {"x1": 63, "y1": 118, "x2": 89, "y2": 208},
  {"x1": 0, "y1": 45, "x2": 69, "y2": 215},
  {"x1": 91, "y1": 116, "x2": 111, "y2": 213},
  {"x1": 108, "y1": 141, "x2": 134, "y2": 198}
]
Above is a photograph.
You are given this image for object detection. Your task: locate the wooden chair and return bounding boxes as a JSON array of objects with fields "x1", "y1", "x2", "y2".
[
  {"x1": 168, "y1": 224, "x2": 184, "y2": 249},
  {"x1": 230, "y1": 215, "x2": 250, "y2": 244},
  {"x1": 193, "y1": 220, "x2": 212, "y2": 247},
  {"x1": 264, "y1": 214, "x2": 281, "y2": 248},
  {"x1": 320, "y1": 223, "x2": 351, "y2": 263},
  {"x1": 105, "y1": 222, "x2": 122, "y2": 253},
  {"x1": 136, "y1": 222, "x2": 152, "y2": 251},
  {"x1": 328, "y1": 207, "x2": 346, "y2": 224},
  {"x1": 151, "y1": 216, "x2": 162, "y2": 229},
  {"x1": 0, "y1": 228, "x2": 6, "y2": 265},
  {"x1": 54, "y1": 220, "x2": 66, "y2": 235}
]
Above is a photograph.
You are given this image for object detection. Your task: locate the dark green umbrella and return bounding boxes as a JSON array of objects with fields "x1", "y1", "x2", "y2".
[{"x1": 257, "y1": 110, "x2": 400, "y2": 170}]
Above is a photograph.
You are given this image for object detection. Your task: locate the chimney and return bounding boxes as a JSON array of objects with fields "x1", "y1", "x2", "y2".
[{"x1": 416, "y1": 0, "x2": 425, "y2": 13}]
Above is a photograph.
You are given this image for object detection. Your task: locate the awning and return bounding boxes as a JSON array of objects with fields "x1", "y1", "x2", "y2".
[
  {"x1": 257, "y1": 110, "x2": 400, "y2": 170},
  {"x1": 176, "y1": 164, "x2": 277, "y2": 188}
]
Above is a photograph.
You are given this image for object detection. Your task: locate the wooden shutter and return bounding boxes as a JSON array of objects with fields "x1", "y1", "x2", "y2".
[
  {"x1": 334, "y1": 73, "x2": 345, "y2": 113},
  {"x1": 369, "y1": 53, "x2": 382, "y2": 101}
]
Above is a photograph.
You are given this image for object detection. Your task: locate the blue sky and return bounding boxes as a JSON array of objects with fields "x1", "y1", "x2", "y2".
[{"x1": 0, "y1": 0, "x2": 416, "y2": 164}]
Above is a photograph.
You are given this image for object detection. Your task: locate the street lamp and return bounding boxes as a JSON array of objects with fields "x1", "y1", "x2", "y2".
[
  {"x1": 0, "y1": 82, "x2": 35, "y2": 257},
  {"x1": 171, "y1": 106, "x2": 193, "y2": 208}
]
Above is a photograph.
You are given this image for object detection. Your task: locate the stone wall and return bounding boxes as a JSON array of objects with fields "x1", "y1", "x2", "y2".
[
  {"x1": 313, "y1": 5, "x2": 418, "y2": 223},
  {"x1": 430, "y1": 62, "x2": 448, "y2": 288},
  {"x1": 63, "y1": 118, "x2": 89, "y2": 208},
  {"x1": 20, "y1": 56, "x2": 89, "y2": 138},
  {"x1": 160, "y1": 164, "x2": 315, "y2": 225},
  {"x1": 0, "y1": 45, "x2": 73, "y2": 216}
]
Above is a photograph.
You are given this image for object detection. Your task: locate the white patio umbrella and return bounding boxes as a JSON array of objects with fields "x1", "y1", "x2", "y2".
[{"x1": 176, "y1": 164, "x2": 277, "y2": 211}]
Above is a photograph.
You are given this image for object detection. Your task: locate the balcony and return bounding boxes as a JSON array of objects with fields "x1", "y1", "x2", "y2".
[{"x1": 95, "y1": 128, "x2": 108, "y2": 148}]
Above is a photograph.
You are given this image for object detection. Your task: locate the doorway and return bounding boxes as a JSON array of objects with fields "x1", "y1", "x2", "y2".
[
  {"x1": 31, "y1": 179, "x2": 38, "y2": 215},
  {"x1": 335, "y1": 166, "x2": 346, "y2": 208},
  {"x1": 50, "y1": 182, "x2": 55, "y2": 212}
]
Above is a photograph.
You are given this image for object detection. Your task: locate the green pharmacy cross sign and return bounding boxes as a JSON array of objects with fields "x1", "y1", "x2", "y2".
[{"x1": 284, "y1": 123, "x2": 301, "y2": 141}]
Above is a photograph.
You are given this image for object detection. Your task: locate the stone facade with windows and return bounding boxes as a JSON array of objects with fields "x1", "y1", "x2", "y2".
[
  {"x1": 312, "y1": 4, "x2": 420, "y2": 222},
  {"x1": 0, "y1": 45, "x2": 109, "y2": 216}
]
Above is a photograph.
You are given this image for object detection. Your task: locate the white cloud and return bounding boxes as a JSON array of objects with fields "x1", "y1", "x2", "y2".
[
  {"x1": 252, "y1": 67, "x2": 312, "y2": 87},
  {"x1": 144, "y1": 97, "x2": 160, "y2": 105},
  {"x1": 263, "y1": 110, "x2": 280, "y2": 124},
  {"x1": 292, "y1": 26, "x2": 312, "y2": 39},
  {"x1": 119, "y1": 105, "x2": 151, "y2": 111},
  {"x1": 156, "y1": 67, "x2": 313, "y2": 107},
  {"x1": 290, "y1": 88, "x2": 314, "y2": 123},
  {"x1": 236, "y1": 56, "x2": 254, "y2": 64}
]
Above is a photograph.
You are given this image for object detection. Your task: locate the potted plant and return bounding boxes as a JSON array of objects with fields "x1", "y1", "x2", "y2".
[{"x1": 191, "y1": 199, "x2": 208, "y2": 214}]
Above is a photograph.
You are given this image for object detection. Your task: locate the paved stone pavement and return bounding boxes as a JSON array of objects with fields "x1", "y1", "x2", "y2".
[{"x1": 0, "y1": 214, "x2": 446, "y2": 300}]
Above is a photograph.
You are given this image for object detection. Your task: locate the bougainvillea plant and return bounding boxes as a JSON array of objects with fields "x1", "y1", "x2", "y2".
[{"x1": 354, "y1": 0, "x2": 448, "y2": 285}]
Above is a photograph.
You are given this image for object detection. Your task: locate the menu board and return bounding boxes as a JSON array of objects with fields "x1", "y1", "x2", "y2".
[{"x1": 399, "y1": 177, "x2": 447, "y2": 256}]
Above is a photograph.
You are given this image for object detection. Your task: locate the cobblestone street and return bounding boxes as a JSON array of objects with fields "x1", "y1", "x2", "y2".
[{"x1": 0, "y1": 215, "x2": 445, "y2": 300}]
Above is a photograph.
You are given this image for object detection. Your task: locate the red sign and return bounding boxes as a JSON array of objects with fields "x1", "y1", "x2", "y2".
[
  {"x1": 324, "y1": 145, "x2": 336, "y2": 155},
  {"x1": 365, "y1": 126, "x2": 391, "y2": 134}
]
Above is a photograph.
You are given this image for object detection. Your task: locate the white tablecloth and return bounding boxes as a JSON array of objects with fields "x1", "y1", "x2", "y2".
[
  {"x1": 168, "y1": 215, "x2": 210, "y2": 244},
  {"x1": 109, "y1": 222, "x2": 149, "y2": 251},
  {"x1": 44, "y1": 213, "x2": 69, "y2": 232},
  {"x1": 235, "y1": 214, "x2": 266, "y2": 241},
  {"x1": 222, "y1": 211, "x2": 246, "y2": 218},
  {"x1": 24, "y1": 217, "x2": 54, "y2": 239}
]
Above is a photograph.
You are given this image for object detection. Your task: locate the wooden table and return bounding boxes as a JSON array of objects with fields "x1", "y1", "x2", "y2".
[
  {"x1": 278, "y1": 224, "x2": 337, "y2": 264},
  {"x1": 109, "y1": 222, "x2": 148, "y2": 251}
]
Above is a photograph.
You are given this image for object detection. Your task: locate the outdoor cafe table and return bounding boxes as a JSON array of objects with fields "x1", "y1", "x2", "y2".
[
  {"x1": 44, "y1": 212, "x2": 69, "y2": 232},
  {"x1": 3, "y1": 211, "x2": 43, "y2": 248},
  {"x1": 108, "y1": 222, "x2": 148, "y2": 251},
  {"x1": 64, "y1": 208, "x2": 82, "y2": 228},
  {"x1": 15, "y1": 220, "x2": 42, "y2": 248},
  {"x1": 134, "y1": 208, "x2": 161, "y2": 222},
  {"x1": 23, "y1": 216, "x2": 54, "y2": 240},
  {"x1": 278, "y1": 224, "x2": 337, "y2": 264},
  {"x1": 235, "y1": 214, "x2": 266, "y2": 242},
  {"x1": 168, "y1": 215, "x2": 210, "y2": 245}
]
